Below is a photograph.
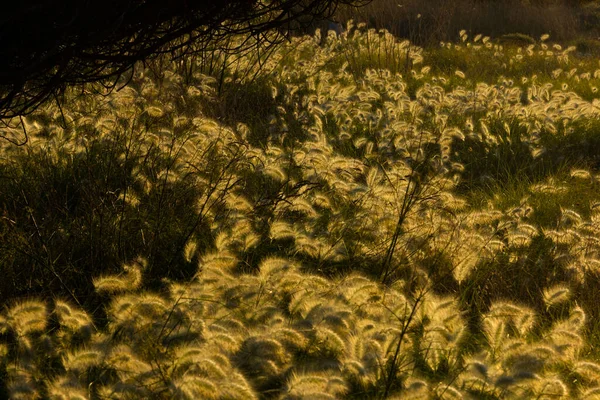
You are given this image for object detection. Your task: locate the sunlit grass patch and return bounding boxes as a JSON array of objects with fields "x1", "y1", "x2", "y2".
[{"x1": 467, "y1": 167, "x2": 600, "y2": 229}]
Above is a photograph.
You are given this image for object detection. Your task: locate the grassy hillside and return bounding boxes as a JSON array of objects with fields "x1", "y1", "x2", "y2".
[{"x1": 3, "y1": 24, "x2": 600, "y2": 398}]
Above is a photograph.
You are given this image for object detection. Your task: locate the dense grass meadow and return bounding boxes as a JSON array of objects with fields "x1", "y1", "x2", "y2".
[{"x1": 7, "y1": 21, "x2": 600, "y2": 399}]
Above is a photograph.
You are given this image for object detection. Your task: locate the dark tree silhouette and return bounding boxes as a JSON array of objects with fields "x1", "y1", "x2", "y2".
[{"x1": 0, "y1": 0, "x2": 367, "y2": 120}]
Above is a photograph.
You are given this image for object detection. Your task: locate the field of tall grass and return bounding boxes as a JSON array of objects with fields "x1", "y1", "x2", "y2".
[
  {"x1": 331, "y1": 0, "x2": 600, "y2": 46},
  {"x1": 3, "y1": 20, "x2": 600, "y2": 399}
]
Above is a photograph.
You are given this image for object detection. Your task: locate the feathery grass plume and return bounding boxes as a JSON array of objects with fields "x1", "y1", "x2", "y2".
[
  {"x1": 161, "y1": 319, "x2": 204, "y2": 348},
  {"x1": 123, "y1": 293, "x2": 169, "y2": 319},
  {"x1": 530, "y1": 377, "x2": 567, "y2": 398},
  {"x1": 107, "y1": 293, "x2": 171, "y2": 342},
  {"x1": 453, "y1": 252, "x2": 480, "y2": 283},
  {"x1": 283, "y1": 371, "x2": 348, "y2": 399},
  {"x1": 206, "y1": 331, "x2": 242, "y2": 355},
  {"x1": 516, "y1": 223, "x2": 538, "y2": 237},
  {"x1": 578, "y1": 218, "x2": 600, "y2": 238},
  {"x1": 465, "y1": 358, "x2": 490, "y2": 380},
  {"x1": 337, "y1": 274, "x2": 380, "y2": 306},
  {"x1": 574, "y1": 361, "x2": 600, "y2": 382},
  {"x1": 225, "y1": 194, "x2": 254, "y2": 213},
  {"x1": 493, "y1": 374, "x2": 522, "y2": 392},
  {"x1": 258, "y1": 257, "x2": 299, "y2": 278},
  {"x1": 170, "y1": 376, "x2": 219, "y2": 400},
  {"x1": 263, "y1": 164, "x2": 287, "y2": 182},
  {"x1": 530, "y1": 145, "x2": 547, "y2": 159},
  {"x1": 207, "y1": 313, "x2": 247, "y2": 337},
  {"x1": 543, "y1": 229, "x2": 576, "y2": 246},
  {"x1": 171, "y1": 347, "x2": 228, "y2": 380},
  {"x1": 543, "y1": 284, "x2": 571, "y2": 309},
  {"x1": 581, "y1": 385, "x2": 600, "y2": 400},
  {"x1": 146, "y1": 105, "x2": 164, "y2": 118},
  {"x1": 567, "y1": 305, "x2": 586, "y2": 329},
  {"x1": 502, "y1": 344, "x2": 555, "y2": 376},
  {"x1": 271, "y1": 327, "x2": 308, "y2": 352},
  {"x1": 93, "y1": 259, "x2": 143, "y2": 294},
  {"x1": 547, "y1": 321, "x2": 584, "y2": 359},
  {"x1": 354, "y1": 299, "x2": 389, "y2": 322},
  {"x1": 574, "y1": 257, "x2": 600, "y2": 279},
  {"x1": 288, "y1": 284, "x2": 329, "y2": 319},
  {"x1": 434, "y1": 384, "x2": 463, "y2": 399},
  {"x1": 421, "y1": 330, "x2": 464, "y2": 374},
  {"x1": 459, "y1": 375, "x2": 500, "y2": 399},
  {"x1": 241, "y1": 232, "x2": 260, "y2": 252},
  {"x1": 106, "y1": 344, "x2": 153, "y2": 381},
  {"x1": 218, "y1": 379, "x2": 258, "y2": 400},
  {"x1": 507, "y1": 233, "x2": 532, "y2": 248},
  {"x1": 287, "y1": 197, "x2": 319, "y2": 218},
  {"x1": 47, "y1": 377, "x2": 88, "y2": 400},
  {"x1": 342, "y1": 333, "x2": 376, "y2": 383},
  {"x1": 53, "y1": 300, "x2": 94, "y2": 339},
  {"x1": 168, "y1": 281, "x2": 203, "y2": 310},
  {"x1": 312, "y1": 326, "x2": 346, "y2": 360},
  {"x1": 578, "y1": 234, "x2": 600, "y2": 252},
  {"x1": 440, "y1": 192, "x2": 467, "y2": 211},
  {"x1": 235, "y1": 336, "x2": 291, "y2": 384},
  {"x1": 219, "y1": 278, "x2": 263, "y2": 310},
  {"x1": 213, "y1": 231, "x2": 232, "y2": 252},
  {"x1": 468, "y1": 210, "x2": 504, "y2": 226},
  {"x1": 560, "y1": 208, "x2": 583, "y2": 228},
  {"x1": 248, "y1": 305, "x2": 284, "y2": 325},
  {"x1": 312, "y1": 192, "x2": 332, "y2": 209},
  {"x1": 200, "y1": 251, "x2": 238, "y2": 273},
  {"x1": 294, "y1": 233, "x2": 327, "y2": 258},
  {"x1": 590, "y1": 209, "x2": 600, "y2": 224},
  {"x1": 5, "y1": 300, "x2": 48, "y2": 337},
  {"x1": 418, "y1": 296, "x2": 465, "y2": 372},
  {"x1": 486, "y1": 302, "x2": 536, "y2": 337},
  {"x1": 365, "y1": 166, "x2": 382, "y2": 188},
  {"x1": 484, "y1": 240, "x2": 506, "y2": 253},
  {"x1": 62, "y1": 348, "x2": 102, "y2": 372},
  {"x1": 270, "y1": 221, "x2": 297, "y2": 240},
  {"x1": 393, "y1": 378, "x2": 429, "y2": 399},
  {"x1": 119, "y1": 190, "x2": 140, "y2": 207},
  {"x1": 183, "y1": 240, "x2": 197, "y2": 264},
  {"x1": 255, "y1": 258, "x2": 305, "y2": 301},
  {"x1": 304, "y1": 298, "x2": 353, "y2": 329},
  {"x1": 7, "y1": 370, "x2": 41, "y2": 400},
  {"x1": 482, "y1": 317, "x2": 507, "y2": 359},
  {"x1": 570, "y1": 169, "x2": 592, "y2": 180},
  {"x1": 0, "y1": 342, "x2": 7, "y2": 362}
]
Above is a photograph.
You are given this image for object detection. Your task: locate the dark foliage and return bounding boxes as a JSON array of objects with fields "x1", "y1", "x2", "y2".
[{"x1": 0, "y1": 0, "x2": 367, "y2": 120}]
